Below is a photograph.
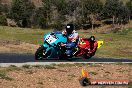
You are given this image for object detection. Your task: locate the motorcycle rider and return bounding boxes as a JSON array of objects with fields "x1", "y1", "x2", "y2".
[
  {"x1": 50, "y1": 23, "x2": 79, "y2": 57},
  {"x1": 62, "y1": 24, "x2": 79, "y2": 57},
  {"x1": 88, "y1": 36, "x2": 98, "y2": 55}
]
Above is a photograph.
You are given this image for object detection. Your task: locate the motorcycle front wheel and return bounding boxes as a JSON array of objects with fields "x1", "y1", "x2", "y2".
[{"x1": 35, "y1": 45, "x2": 46, "y2": 60}]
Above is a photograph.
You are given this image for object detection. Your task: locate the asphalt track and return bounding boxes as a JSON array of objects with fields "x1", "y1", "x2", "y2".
[{"x1": 0, "y1": 53, "x2": 132, "y2": 63}]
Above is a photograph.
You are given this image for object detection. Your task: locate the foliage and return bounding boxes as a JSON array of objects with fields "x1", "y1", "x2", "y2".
[
  {"x1": 52, "y1": 0, "x2": 68, "y2": 15},
  {"x1": 117, "y1": 4, "x2": 130, "y2": 23},
  {"x1": 126, "y1": 0, "x2": 132, "y2": 18},
  {"x1": 0, "y1": 0, "x2": 131, "y2": 29},
  {"x1": 41, "y1": 0, "x2": 52, "y2": 26},
  {"x1": 83, "y1": 0, "x2": 103, "y2": 14},
  {"x1": 78, "y1": 0, "x2": 103, "y2": 29},
  {"x1": 102, "y1": 0, "x2": 121, "y2": 18},
  {"x1": 51, "y1": 0, "x2": 68, "y2": 30},
  {"x1": 102, "y1": 0, "x2": 130, "y2": 24},
  {"x1": 0, "y1": 1, "x2": 9, "y2": 14},
  {"x1": 0, "y1": 15, "x2": 7, "y2": 26},
  {"x1": 9, "y1": 0, "x2": 35, "y2": 27},
  {"x1": 0, "y1": 1, "x2": 2, "y2": 14},
  {"x1": 32, "y1": 7, "x2": 47, "y2": 29}
]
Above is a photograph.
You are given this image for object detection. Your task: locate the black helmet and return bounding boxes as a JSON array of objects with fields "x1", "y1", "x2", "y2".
[
  {"x1": 66, "y1": 24, "x2": 74, "y2": 34},
  {"x1": 89, "y1": 36, "x2": 95, "y2": 42}
]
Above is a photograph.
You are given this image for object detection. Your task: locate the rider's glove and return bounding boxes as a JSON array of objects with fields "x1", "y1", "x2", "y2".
[
  {"x1": 62, "y1": 31, "x2": 67, "y2": 36},
  {"x1": 51, "y1": 32, "x2": 55, "y2": 35},
  {"x1": 66, "y1": 42, "x2": 76, "y2": 48}
]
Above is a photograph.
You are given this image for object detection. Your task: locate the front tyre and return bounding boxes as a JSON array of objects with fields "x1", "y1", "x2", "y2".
[{"x1": 35, "y1": 45, "x2": 45, "y2": 60}]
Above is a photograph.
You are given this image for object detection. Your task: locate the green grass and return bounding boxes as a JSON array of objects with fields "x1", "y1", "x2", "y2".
[
  {"x1": 32, "y1": 65, "x2": 44, "y2": 69},
  {"x1": 0, "y1": 69, "x2": 13, "y2": 81},
  {"x1": 22, "y1": 64, "x2": 31, "y2": 69},
  {"x1": 6, "y1": 65, "x2": 21, "y2": 71},
  {"x1": 0, "y1": 26, "x2": 51, "y2": 44},
  {"x1": 128, "y1": 83, "x2": 132, "y2": 88},
  {"x1": 0, "y1": 26, "x2": 132, "y2": 58},
  {"x1": 56, "y1": 63, "x2": 76, "y2": 67},
  {"x1": 25, "y1": 70, "x2": 34, "y2": 74},
  {"x1": 89, "y1": 71, "x2": 98, "y2": 75},
  {"x1": 0, "y1": 72, "x2": 13, "y2": 81},
  {"x1": 67, "y1": 74, "x2": 76, "y2": 78},
  {"x1": 0, "y1": 65, "x2": 22, "y2": 81},
  {"x1": 44, "y1": 65, "x2": 56, "y2": 69}
]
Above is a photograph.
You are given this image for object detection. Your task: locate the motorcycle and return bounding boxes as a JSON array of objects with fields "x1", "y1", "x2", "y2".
[
  {"x1": 64, "y1": 37, "x2": 104, "y2": 59},
  {"x1": 77, "y1": 38, "x2": 103, "y2": 59},
  {"x1": 35, "y1": 32, "x2": 67, "y2": 60}
]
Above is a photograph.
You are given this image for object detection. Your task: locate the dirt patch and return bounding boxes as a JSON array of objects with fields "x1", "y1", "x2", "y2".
[
  {"x1": 0, "y1": 64, "x2": 131, "y2": 88},
  {"x1": 0, "y1": 40, "x2": 38, "y2": 54},
  {"x1": 117, "y1": 47, "x2": 132, "y2": 56}
]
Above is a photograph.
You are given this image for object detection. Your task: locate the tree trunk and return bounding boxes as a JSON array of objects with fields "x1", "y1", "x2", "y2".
[
  {"x1": 112, "y1": 15, "x2": 115, "y2": 25},
  {"x1": 129, "y1": 16, "x2": 130, "y2": 23},
  {"x1": 46, "y1": 11, "x2": 50, "y2": 28},
  {"x1": 81, "y1": 0, "x2": 84, "y2": 30},
  {"x1": 92, "y1": 23, "x2": 94, "y2": 30},
  {"x1": 91, "y1": 14, "x2": 94, "y2": 30}
]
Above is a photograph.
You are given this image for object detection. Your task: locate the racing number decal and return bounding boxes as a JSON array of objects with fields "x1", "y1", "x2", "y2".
[{"x1": 45, "y1": 35, "x2": 57, "y2": 44}]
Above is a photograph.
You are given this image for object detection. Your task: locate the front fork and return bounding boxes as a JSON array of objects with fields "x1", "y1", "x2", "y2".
[
  {"x1": 43, "y1": 44, "x2": 59, "y2": 58},
  {"x1": 42, "y1": 44, "x2": 49, "y2": 55},
  {"x1": 42, "y1": 44, "x2": 53, "y2": 58}
]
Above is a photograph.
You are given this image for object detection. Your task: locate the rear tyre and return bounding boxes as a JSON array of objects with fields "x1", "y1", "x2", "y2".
[
  {"x1": 83, "y1": 54, "x2": 92, "y2": 59},
  {"x1": 83, "y1": 49, "x2": 97, "y2": 59},
  {"x1": 35, "y1": 45, "x2": 45, "y2": 60},
  {"x1": 91, "y1": 50, "x2": 96, "y2": 56}
]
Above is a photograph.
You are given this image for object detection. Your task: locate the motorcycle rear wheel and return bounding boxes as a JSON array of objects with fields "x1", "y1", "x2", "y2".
[
  {"x1": 83, "y1": 50, "x2": 96, "y2": 59},
  {"x1": 83, "y1": 54, "x2": 92, "y2": 59}
]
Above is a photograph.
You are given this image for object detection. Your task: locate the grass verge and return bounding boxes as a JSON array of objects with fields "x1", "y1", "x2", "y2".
[{"x1": 0, "y1": 72, "x2": 13, "y2": 81}]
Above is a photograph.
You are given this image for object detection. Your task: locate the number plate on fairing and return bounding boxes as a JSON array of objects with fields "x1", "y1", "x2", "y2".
[{"x1": 45, "y1": 35, "x2": 57, "y2": 44}]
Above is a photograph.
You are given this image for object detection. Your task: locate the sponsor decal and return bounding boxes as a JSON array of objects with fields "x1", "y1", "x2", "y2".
[{"x1": 79, "y1": 68, "x2": 130, "y2": 86}]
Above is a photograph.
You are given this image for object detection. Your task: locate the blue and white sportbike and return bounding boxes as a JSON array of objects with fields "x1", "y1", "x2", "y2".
[{"x1": 35, "y1": 32, "x2": 67, "y2": 60}]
